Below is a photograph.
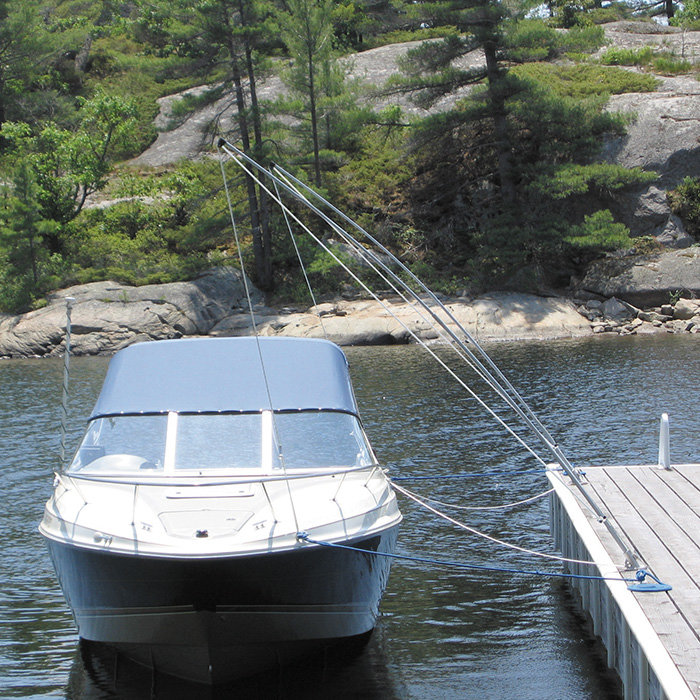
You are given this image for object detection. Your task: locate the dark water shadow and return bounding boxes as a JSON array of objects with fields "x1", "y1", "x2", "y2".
[
  {"x1": 549, "y1": 580, "x2": 623, "y2": 700},
  {"x1": 64, "y1": 623, "x2": 406, "y2": 700}
]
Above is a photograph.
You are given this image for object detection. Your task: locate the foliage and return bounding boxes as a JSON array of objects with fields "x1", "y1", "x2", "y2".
[
  {"x1": 167, "y1": 86, "x2": 226, "y2": 130},
  {"x1": 583, "y1": 4, "x2": 635, "y2": 24},
  {"x1": 528, "y1": 163, "x2": 658, "y2": 199},
  {"x1": 600, "y1": 45, "x2": 654, "y2": 66},
  {"x1": 601, "y1": 46, "x2": 693, "y2": 74},
  {"x1": 564, "y1": 210, "x2": 633, "y2": 251},
  {"x1": 0, "y1": 161, "x2": 61, "y2": 310},
  {"x1": 60, "y1": 160, "x2": 236, "y2": 288},
  {"x1": 0, "y1": 1, "x2": 64, "y2": 129},
  {"x1": 670, "y1": 0, "x2": 700, "y2": 28},
  {"x1": 668, "y1": 177, "x2": 700, "y2": 239},
  {"x1": 505, "y1": 20, "x2": 561, "y2": 62},
  {"x1": 512, "y1": 63, "x2": 659, "y2": 98},
  {"x1": 556, "y1": 24, "x2": 607, "y2": 53},
  {"x1": 650, "y1": 55, "x2": 693, "y2": 75},
  {"x1": 362, "y1": 26, "x2": 459, "y2": 50},
  {"x1": 548, "y1": 0, "x2": 602, "y2": 28},
  {"x1": 549, "y1": 1, "x2": 633, "y2": 27},
  {"x1": 401, "y1": 43, "x2": 657, "y2": 282},
  {"x1": 503, "y1": 20, "x2": 604, "y2": 62},
  {"x1": 278, "y1": 0, "x2": 335, "y2": 185},
  {"x1": 1, "y1": 91, "x2": 138, "y2": 234},
  {"x1": 0, "y1": 0, "x2": 689, "y2": 310}
]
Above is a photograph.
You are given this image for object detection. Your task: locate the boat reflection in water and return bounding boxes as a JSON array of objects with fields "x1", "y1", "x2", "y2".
[
  {"x1": 40, "y1": 337, "x2": 401, "y2": 685},
  {"x1": 68, "y1": 622, "x2": 400, "y2": 699}
]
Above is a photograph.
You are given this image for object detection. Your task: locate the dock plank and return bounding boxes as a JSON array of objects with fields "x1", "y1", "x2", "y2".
[
  {"x1": 666, "y1": 466, "x2": 700, "y2": 515},
  {"x1": 586, "y1": 469, "x2": 700, "y2": 634},
  {"x1": 567, "y1": 464, "x2": 700, "y2": 697},
  {"x1": 630, "y1": 468, "x2": 700, "y2": 555},
  {"x1": 602, "y1": 468, "x2": 700, "y2": 576},
  {"x1": 550, "y1": 464, "x2": 700, "y2": 700}
]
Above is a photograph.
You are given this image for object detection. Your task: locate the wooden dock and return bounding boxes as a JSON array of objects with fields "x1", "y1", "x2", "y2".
[{"x1": 548, "y1": 462, "x2": 700, "y2": 700}]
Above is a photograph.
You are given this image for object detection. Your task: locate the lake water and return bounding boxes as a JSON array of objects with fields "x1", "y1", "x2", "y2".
[{"x1": 1, "y1": 335, "x2": 698, "y2": 699}]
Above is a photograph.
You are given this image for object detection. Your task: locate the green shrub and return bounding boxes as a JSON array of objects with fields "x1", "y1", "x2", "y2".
[
  {"x1": 506, "y1": 21, "x2": 559, "y2": 62},
  {"x1": 362, "y1": 26, "x2": 459, "y2": 50},
  {"x1": 512, "y1": 63, "x2": 659, "y2": 98},
  {"x1": 600, "y1": 46, "x2": 653, "y2": 66},
  {"x1": 528, "y1": 163, "x2": 657, "y2": 199},
  {"x1": 670, "y1": 0, "x2": 700, "y2": 28},
  {"x1": 565, "y1": 209, "x2": 633, "y2": 251},
  {"x1": 557, "y1": 24, "x2": 606, "y2": 53},
  {"x1": 585, "y1": 4, "x2": 634, "y2": 24},
  {"x1": 601, "y1": 46, "x2": 694, "y2": 75},
  {"x1": 651, "y1": 55, "x2": 693, "y2": 75},
  {"x1": 668, "y1": 177, "x2": 700, "y2": 239}
]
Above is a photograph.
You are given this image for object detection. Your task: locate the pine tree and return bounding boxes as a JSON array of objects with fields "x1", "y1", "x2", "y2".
[
  {"x1": 279, "y1": 0, "x2": 335, "y2": 186},
  {"x1": 0, "y1": 160, "x2": 58, "y2": 309},
  {"x1": 0, "y1": 1, "x2": 48, "y2": 132},
  {"x1": 194, "y1": 0, "x2": 275, "y2": 289}
]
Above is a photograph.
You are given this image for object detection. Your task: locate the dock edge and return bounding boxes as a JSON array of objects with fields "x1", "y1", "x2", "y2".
[{"x1": 547, "y1": 468, "x2": 694, "y2": 700}]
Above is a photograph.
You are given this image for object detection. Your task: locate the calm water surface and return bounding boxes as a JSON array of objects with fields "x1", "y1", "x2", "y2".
[{"x1": 1, "y1": 335, "x2": 698, "y2": 699}]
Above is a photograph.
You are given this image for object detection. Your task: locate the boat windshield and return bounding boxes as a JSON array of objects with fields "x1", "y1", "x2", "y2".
[
  {"x1": 68, "y1": 411, "x2": 374, "y2": 476},
  {"x1": 69, "y1": 415, "x2": 167, "y2": 474}
]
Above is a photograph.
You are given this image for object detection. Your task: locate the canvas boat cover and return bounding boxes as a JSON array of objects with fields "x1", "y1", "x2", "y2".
[{"x1": 90, "y1": 337, "x2": 359, "y2": 419}]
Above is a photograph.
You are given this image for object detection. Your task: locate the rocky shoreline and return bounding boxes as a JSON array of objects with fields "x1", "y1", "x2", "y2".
[
  {"x1": 574, "y1": 295, "x2": 700, "y2": 337},
  {"x1": 0, "y1": 250, "x2": 697, "y2": 358}
]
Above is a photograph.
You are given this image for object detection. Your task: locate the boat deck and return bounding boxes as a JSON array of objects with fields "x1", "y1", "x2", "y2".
[{"x1": 548, "y1": 463, "x2": 700, "y2": 700}]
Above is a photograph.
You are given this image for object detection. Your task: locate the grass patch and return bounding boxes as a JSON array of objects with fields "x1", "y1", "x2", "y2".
[
  {"x1": 601, "y1": 46, "x2": 695, "y2": 75},
  {"x1": 600, "y1": 46, "x2": 654, "y2": 66},
  {"x1": 362, "y1": 26, "x2": 459, "y2": 50},
  {"x1": 512, "y1": 63, "x2": 659, "y2": 98}
]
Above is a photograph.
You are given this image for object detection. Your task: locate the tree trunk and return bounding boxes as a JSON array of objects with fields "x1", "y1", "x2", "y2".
[
  {"x1": 223, "y1": 14, "x2": 266, "y2": 289},
  {"x1": 307, "y1": 49, "x2": 322, "y2": 187},
  {"x1": 483, "y1": 41, "x2": 517, "y2": 207},
  {"x1": 75, "y1": 35, "x2": 93, "y2": 75},
  {"x1": 244, "y1": 42, "x2": 273, "y2": 290},
  {"x1": 28, "y1": 232, "x2": 38, "y2": 286}
]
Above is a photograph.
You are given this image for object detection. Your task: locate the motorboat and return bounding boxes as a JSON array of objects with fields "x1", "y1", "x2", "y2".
[{"x1": 39, "y1": 336, "x2": 402, "y2": 684}]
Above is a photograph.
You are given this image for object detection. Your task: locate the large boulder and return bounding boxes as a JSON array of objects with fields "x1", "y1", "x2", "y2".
[
  {"x1": 612, "y1": 185, "x2": 695, "y2": 246},
  {"x1": 0, "y1": 268, "x2": 258, "y2": 357},
  {"x1": 604, "y1": 74, "x2": 700, "y2": 185},
  {"x1": 233, "y1": 293, "x2": 593, "y2": 345},
  {"x1": 578, "y1": 247, "x2": 700, "y2": 307},
  {"x1": 594, "y1": 23, "x2": 700, "y2": 243}
]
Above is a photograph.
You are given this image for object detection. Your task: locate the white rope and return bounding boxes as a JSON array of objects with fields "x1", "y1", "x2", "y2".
[
  {"x1": 217, "y1": 147, "x2": 301, "y2": 535},
  {"x1": 272, "y1": 178, "x2": 328, "y2": 340},
  {"x1": 391, "y1": 480, "x2": 595, "y2": 566},
  {"x1": 220, "y1": 148, "x2": 550, "y2": 470},
  {"x1": 416, "y1": 487, "x2": 555, "y2": 512},
  {"x1": 272, "y1": 163, "x2": 563, "y2": 448}
]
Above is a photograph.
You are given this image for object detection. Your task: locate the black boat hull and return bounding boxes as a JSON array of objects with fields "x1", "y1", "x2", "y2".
[{"x1": 45, "y1": 527, "x2": 399, "y2": 684}]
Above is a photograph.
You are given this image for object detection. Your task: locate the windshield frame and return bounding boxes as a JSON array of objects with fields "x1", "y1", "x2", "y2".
[{"x1": 67, "y1": 408, "x2": 378, "y2": 479}]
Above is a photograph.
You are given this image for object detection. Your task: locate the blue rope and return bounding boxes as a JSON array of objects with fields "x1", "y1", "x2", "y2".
[
  {"x1": 296, "y1": 533, "x2": 669, "y2": 589},
  {"x1": 390, "y1": 468, "x2": 551, "y2": 481}
]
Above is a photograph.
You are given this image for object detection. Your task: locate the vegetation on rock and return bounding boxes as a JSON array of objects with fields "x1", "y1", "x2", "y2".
[{"x1": 0, "y1": 0, "x2": 696, "y2": 311}]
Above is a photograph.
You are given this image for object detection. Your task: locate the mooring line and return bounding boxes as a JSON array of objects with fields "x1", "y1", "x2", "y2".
[
  {"x1": 391, "y1": 468, "x2": 551, "y2": 481},
  {"x1": 416, "y1": 487, "x2": 555, "y2": 512},
  {"x1": 295, "y1": 533, "x2": 671, "y2": 590},
  {"x1": 391, "y1": 480, "x2": 596, "y2": 566}
]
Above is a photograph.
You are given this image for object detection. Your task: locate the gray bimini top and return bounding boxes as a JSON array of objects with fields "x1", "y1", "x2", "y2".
[{"x1": 90, "y1": 337, "x2": 359, "y2": 419}]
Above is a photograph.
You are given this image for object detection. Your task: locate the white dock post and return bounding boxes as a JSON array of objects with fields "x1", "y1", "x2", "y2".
[{"x1": 658, "y1": 413, "x2": 671, "y2": 470}]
